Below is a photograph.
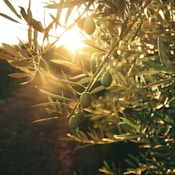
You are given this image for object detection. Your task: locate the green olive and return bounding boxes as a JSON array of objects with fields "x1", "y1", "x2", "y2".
[
  {"x1": 77, "y1": 18, "x2": 85, "y2": 29},
  {"x1": 101, "y1": 72, "x2": 112, "y2": 87},
  {"x1": 75, "y1": 111, "x2": 85, "y2": 124},
  {"x1": 68, "y1": 115, "x2": 79, "y2": 130},
  {"x1": 83, "y1": 17, "x2": 96, "y2": 35},
  {"x1": 80, "y1": 92, "x2": 92, "y2": 108}
]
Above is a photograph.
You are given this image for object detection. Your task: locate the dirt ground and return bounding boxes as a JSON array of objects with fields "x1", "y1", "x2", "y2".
[{"x1": 0, "y1": 61, "x2": 140, "y2": 175}]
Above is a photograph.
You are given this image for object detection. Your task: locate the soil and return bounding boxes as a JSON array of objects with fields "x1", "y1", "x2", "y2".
[{"x1": 0, "y1": 61, "x2": 140, "y2": 175}]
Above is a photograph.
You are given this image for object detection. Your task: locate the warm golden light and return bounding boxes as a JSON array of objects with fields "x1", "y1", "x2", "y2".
[{"x1": 58, "y1": 25, "x2": 85, "y2": 52}]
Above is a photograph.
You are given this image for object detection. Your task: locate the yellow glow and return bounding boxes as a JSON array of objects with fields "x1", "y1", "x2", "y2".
[{"x1": 58, "y1": 25, "x2": 85, "y2": 52}]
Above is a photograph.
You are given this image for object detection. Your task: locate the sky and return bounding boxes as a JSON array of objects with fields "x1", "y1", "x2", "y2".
[
  {"x1": 0, "y1": 0, "x2": 85, "y2": 51},
  {"x1": 0, "y1": 0, "x2": 47, "y2": 45}
]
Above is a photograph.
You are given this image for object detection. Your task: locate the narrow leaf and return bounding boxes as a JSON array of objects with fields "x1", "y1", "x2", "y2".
[
  {"x1": 0, "y1": 12, "x2": 20, "y2": 23},
  {"x1": 137, "y1": 69, "x2": 163, "y2": 75},
  {"x1": 27, "y1": 0, "x2": 32, "y2": 18},
  {"x1": 125, "y1": 159, "x2": 137, "y2": 168},
  {"x1": 0, "y1": 52, "x2": 15, "y2": 60},
  {"x1": 158, "y1": 36, "x2": 167, "y2": 66},
  {"x1": 56, "y1": 0, "x2": 64, "y2": 25},
  {"x1": 120, "y1": 117, "x2": 137, "y2": 131},
  {"x1": 142, "y1": 60, "x2": 166, "y2": 71},
  {"x1": 144, "y1": 77, "x2": 175, "y2": 88},
  {"x1": 19, "y1": 6, "x2": 29, "y2": 23},
  {"x1": 32, "y1": 117, "x2": 58, "y2": 123},
  {"x1": 35, "y1": 86, "x2": 74, "y2": 101},
  {"x1": 8, "y1": 72, "x2": 30, "y2": 78},
  {"x1": 10, "y1": 60, "x2": 32, "y2": 67},
  {"x1": 50, "y1": 59, "x2": 82, "y2": 72},
  {"x1": 3, "y1": 0, "x2": 21, "y2": 18},
  {"x1": 65, "y1": 7, "x2": 74, "y2": 25},
  {"x1": 44, "y1": 1, "x2": 80, "y2": 9},
  {"x1": 2, "y1": 43, "x2": 18, "y2": 56}
]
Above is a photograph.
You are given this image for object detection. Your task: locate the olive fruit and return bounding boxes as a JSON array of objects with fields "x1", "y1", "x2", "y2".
[
  {"x1": 80, "y1": 92, "x2": 92, "y2": 108},
  {"x1": 68, "y1": 111, "x2": 85, "y2": 130},
  {"x1": 75, "y1": 111, "x2": 85, "y2": 124},
  {"x1": 77, "y1": 18, "x2": 85, "y2": 29},
  {"x1": 83, "y1": 17, "x2": 96, "y2": 35},
  {"x1": 101, "y1": 72, "x2": 112, "y2": 87},
  {"x1": 68, "y1": 115, "x2": 79, "y2": 130}
]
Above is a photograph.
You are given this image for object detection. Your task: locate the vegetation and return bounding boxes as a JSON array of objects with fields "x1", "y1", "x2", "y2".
[{"x1": 0, "y1": 0, "x2": 175, "y2": 174}]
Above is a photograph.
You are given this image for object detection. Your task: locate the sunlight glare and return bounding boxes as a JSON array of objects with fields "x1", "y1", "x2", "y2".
[{"x1": 58, "y1": 25, "x2": 85, "y2": 52}]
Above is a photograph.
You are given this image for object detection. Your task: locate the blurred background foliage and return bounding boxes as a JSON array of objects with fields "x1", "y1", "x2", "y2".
[{"x1": 0, "y1": 0, "x2": 175, "y2": 174}]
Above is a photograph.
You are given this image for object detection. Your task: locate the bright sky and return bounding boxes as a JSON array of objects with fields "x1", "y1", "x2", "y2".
[
  {"x1": 0, "y1": 0, "x2": 85, "y2": 51},
  {"x1": 0, "y1": 0, "x2": 48, "y2": 45}
]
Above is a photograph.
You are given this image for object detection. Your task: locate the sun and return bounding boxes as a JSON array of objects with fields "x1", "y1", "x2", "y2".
[{"x1": 58, "y1": 25, "x2": 85, "y2": 53}]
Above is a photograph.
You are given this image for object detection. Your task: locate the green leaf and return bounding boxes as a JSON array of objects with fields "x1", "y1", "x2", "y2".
[
  {"x1": 76, "y1": 129, "x2": 89, "y2": 140},
  {"x1": 103, "y1": 160, "x2": 111, "y2": 171},
  {"x1": 142, "y1": 60, "x2": 166, "y2": 71},
  {"x1": 158, "y1": 36, "x2": 167, "y2": 66},
  {"x1": 120, "y1": 117, "x2": 138, "y2": 131},
  {"x1": 0, "y1": 12, "x2": 20, "y2": 23},
  {"x1": 125, "y1": 159, "x2": 137, "y2": 168},
  {"x1": 137, "y1": 69, "x2": 163, "y2": 75},
  {"x1": 3, "y1": 0, "x2": 21, "y2": 18}
]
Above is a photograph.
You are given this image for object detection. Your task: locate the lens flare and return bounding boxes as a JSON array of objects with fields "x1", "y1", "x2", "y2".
[{"x1": 59, "y1": 26, "x2": 85, "y2": 52}]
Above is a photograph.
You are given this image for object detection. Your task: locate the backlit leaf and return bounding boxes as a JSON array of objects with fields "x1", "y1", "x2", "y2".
[
  {"x1": 56, "y1": 0, "x2": 64, "y2": 25},
  {"x1": 35, "y1": 86, "x2": 74, "y2": 101},
  {"x1": 8, "y1": 72, "x2": 30, "y2": 78},
  {"x1": 10, "y1": 60, "x2": 33, "y2": 67},
  {"x1": 29, "y1": 18, "x2": 44, "y2": 32},
  {"x1": 3, "y1": 0, "x2": 21, "y2": 18},
  {"x1": 0, "y1": 53, "x2": 15, "y2": 60},
  {"x1": 19, "y1": 6, "x2": 29, "y2": 23},
  {"x1": 2, "y1": 43, "x2": 18, "y2": 56},
  {"x1": 50, "y1": 59, "x2": 82, "y2": 72},
  {"x1": 0, "y1": 12, "x2": 20, "y2": 23}
]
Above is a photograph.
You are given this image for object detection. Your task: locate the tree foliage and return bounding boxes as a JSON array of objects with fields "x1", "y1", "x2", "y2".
[{"x1": 0, "y1": 0, "x2": 175, "y2": 174}]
